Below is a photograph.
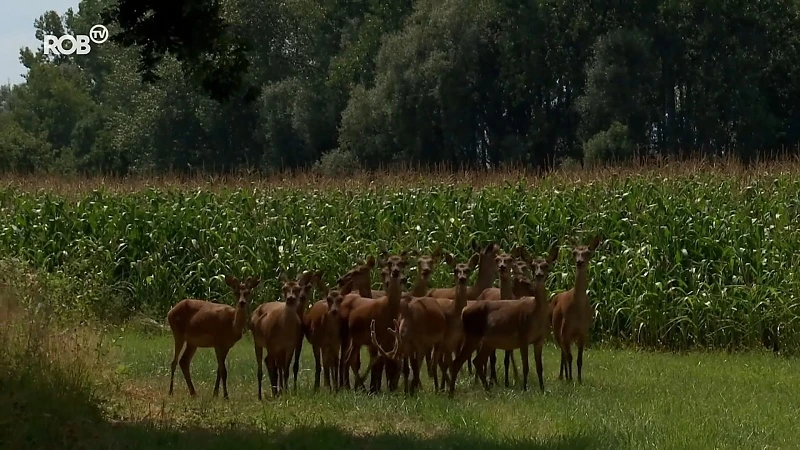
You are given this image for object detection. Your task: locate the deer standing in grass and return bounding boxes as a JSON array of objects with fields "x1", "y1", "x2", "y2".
[
  {"x1": 287, "y1": 270, "x2": 323, "y2": 392},
  {"x1": 426, "y1": 240, "x2": 500, "y2": 376},
  {"x1": 429, "y1": 252, "x2": 478, "y2": 391},
  {"x1": 334, "y1": 256, "x2": 380, "y2": 389},
  {"x1": 448, "y1": 244, "x2": 559, "y2": 397},
  {"x1": 303, "y1": 276, "x2": 350, "y2": 391},
  {"x1": 343, "y1": 251, "x2": 409, "y2": 393},
  {"x1": 475, "y1": 250, "x2": 524, "y2": 387},
  {"x1": 252, "y1": 271, "x2": 314, "y2": 399},
  {"x1": 167, "y1": 275, "x2": 261, "y2": 399},
  {"x1": 551, "y1": 236, "x2": 600, "y2": 383},
  {"x1": 369, "y1": 290, "x2": 447, "y2": 395}
]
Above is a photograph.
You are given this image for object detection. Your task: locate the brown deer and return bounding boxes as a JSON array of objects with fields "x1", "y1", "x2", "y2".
[
  {"x1": 167, "y1": 275, "x2": 261, "y2": 399},
  {"x1": 426, "y1": 239, "x2": 500, "y2": 376},
  {"x1": 475, "y1": 250, "x2": 522, "y2": 387},
  {"x1": 551, "y1": 236, "x2": 600, "y2": 383},
  {"x1": 287, "y1": 270, "x2": 323, "y2": 392},
  {"x1": 252, "y1": 271, "x2": 314, "y2": 399},
  {"x1": 303, "y1": 276, "x2": 351, "y2": 391},
  {"x1": 343, "y1": 251, "x2": 409, "y2": 393},
  {"x1": 428, "y1": 252, "x2": 478, "y2": 391},
  {"x1": 448, "y1": 244, "x2": 559, "y2": 397},
  {"x1": 369, "y1": 292, "x2": 447, "y2": 395},
  {"x1": 427, "y1": 240, "x2": 499, "y2": 300},
  {"x1": 392, "y1": 246, "x2": 443, "y2": 391}
]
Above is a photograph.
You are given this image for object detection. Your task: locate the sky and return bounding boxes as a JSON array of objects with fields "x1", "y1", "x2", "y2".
[{"x1": 1, "y1": 0, "x2": 79, "y2": 85}]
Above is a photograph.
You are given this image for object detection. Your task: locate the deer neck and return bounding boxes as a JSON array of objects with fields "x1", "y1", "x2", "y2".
[
  {"x1": 533, "y1": 281, "x2": 548, "y2": 313},
  {"x1": 574, "y1": 266, "x2": 590, "y2": 305},
  {"x1": 467, "y1": 261, "x2": 496, "y2": 299},
  {"x1": 233, "y1": 305, "x2": 248, "y2": 334},
  {"x1": 386, "y1": 276, "x2": 403, "y2": 314},
  {"x1": 499, "y1": 273, "x2": 513, "y2": 299},
  {"x1": 356, "y1": 277, "x2": 372, "y2": 297},
  {"x1": 453, "y1": 283, "x2": 468, "y2": 313},
  {"x1": 410, "y1": 276, "x2": 430, "y2": 297}
]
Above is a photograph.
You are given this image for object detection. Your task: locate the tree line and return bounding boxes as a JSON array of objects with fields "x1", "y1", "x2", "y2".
[{"x1": 1, "y1": 0, "x2": 800, "y2": 176}]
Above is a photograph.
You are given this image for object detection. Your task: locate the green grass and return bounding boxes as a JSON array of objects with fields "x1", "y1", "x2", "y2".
[{"x1": 98, "y1": 329, "x2": 800, "y2": 449}]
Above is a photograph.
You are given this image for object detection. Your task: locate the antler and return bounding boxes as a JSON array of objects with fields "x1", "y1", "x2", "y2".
[{"x1": 369, "y1": 319, "x2": 400, "y2": 360}]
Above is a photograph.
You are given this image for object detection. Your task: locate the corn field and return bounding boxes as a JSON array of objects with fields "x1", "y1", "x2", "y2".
[{"x1": 1, "y1": 166, "x2": 799, "y2": 351}]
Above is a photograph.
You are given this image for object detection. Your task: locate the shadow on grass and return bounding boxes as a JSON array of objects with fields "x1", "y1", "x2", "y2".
[{"x1": 107, "y1": 421, "x2": 621, "y2": 450}]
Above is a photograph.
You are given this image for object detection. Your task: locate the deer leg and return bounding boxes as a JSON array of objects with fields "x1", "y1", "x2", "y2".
[
  {"x1": 178, "y1": 345, "x2": 198, "y2": 396},
  {"x1": 425, "y1": 349, "x2": 435, "y2": 388},
  {"x1": 214, "y1": 346, "x2": 231, "y2": 399},
  {"x1": 576, "y1": 337, "x2": 585, "y2": 383},
  {"x1": 562, "y1": 340, "x2": 573, "y2": 381},
  {"x1": 534, "y1": 341, "x2": 545, "y2": 392},
  {"x1": 438, "y1": 351, "x2": 453, "y2": 392},
  {"x1": 448, "y1": 339, "x2": 479, "y2": 397},
  {"x1": 266, "y1": 353, "x2": 279, "y2": 397},
  {"x1": 322, "y1": 348, "x2": 332, "y2": 391},
  {"x1": 488, "y1": 350, "x2": 498, "y2": 385},
  {"x1": 292, "y1": 336, "x2": 303, "y2": 392},
  {"x1": 255, "y1": 345, "x2": 264, "y2": 400},
  {"x1": 313, "y1": 345, "x2": 322, "y2": 392},
  {"x1": 169, "y1": 335, "x2": 185, "y2": 395},
  {"x1": 410, "y1": 354, "x2": 422, "y2": 395},
  {"x1": 386, "y1": 357, "x2": 401, "y2": 392},
  {"x1": 518, "y1": 345, "x2": 529, "y2": 391},
  {"x1": 475, "y1": 348, "x2": 492, "y2": 391},
  {"x1": 504, "y1": 351, "x2": 511, "y2": 387},
  {"x1": 339, "y1": 337, "x2": 350, "y2": 389}
]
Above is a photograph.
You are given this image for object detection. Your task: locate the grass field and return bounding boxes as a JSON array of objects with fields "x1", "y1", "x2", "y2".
[{"x1": 4, "y1": 311, "x2": 798, "y2": 450}]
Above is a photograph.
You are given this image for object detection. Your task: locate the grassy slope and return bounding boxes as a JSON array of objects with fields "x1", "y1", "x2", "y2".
[{"x1": 101, "y1": 329, "x2": 800, "y2": 449}]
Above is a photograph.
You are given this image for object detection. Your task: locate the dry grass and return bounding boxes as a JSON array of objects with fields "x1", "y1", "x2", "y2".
[{"x1": 2, "y1": 154, "x2": 799, "y2": 196}]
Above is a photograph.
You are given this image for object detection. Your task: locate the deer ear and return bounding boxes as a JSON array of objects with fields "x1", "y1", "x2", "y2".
[
  {"x1": 246, "y1": 276, "x2": 261, "y2": 289},
  {"x1": 486, "y1": 242, "x2": 500, "y2": 254},
  {"x1": 547, "y1": 244, "x2": 560, "y2": 263},
  {"x1": 431, "y1": 244, "x2": 443, "y2": 260},
  {"x1": 297, "y1": 270, "x2": 313, "y2": 286},
  {"x1": 467, "y1": 253, "x2": 480, "y2": 269},
  {"x1": 588, "y1": 235, "x2": 601, "y2": 251},
  {"x1": 512, "y1": 246, "x2": 531, "y2": 263},
  {"x1": 365, "y1": 255, "x2": 376, "y2": 268},
  {"x1": 279, "y1": 272, "x2": 289, "y2": 283},
  {"x1": 444, "y1": 252, "x2": 455, "y2": 267},
  {"x1": 225, "y1": 275, "x2": 239, "y2": 288}
]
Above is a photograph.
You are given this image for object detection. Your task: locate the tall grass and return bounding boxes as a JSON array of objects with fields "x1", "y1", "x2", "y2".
[
  {"x1": 0, "y1": 159, "x2": 798, "y2": 351},
  {"x1": 0, "y1": 260, "x2": 110, "y2": 449}
]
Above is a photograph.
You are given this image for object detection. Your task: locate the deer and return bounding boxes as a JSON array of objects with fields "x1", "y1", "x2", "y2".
[
  {"x1": 252, "y1": 271, "x2": 314, "y2": 399},
  {"x1": 426, "y1": 239, "x2": 500, "y2": 376},
  {"x1": 337, "y1": 248, "x2": 440, "y2": 392},
  {"x1": 368, "y1": 290, "x2": 447, "y2": 395},
  {"x1": 427, "y1": 252, "x2": 478, "y2": 391},
  {"x1": 475, "y1": 250, "x2": 524, "y2": 387},
  {"x1": 343, "y1": 251, "x2": 409, "y2": 393},
  {"x1": 447, "y1": 243, "x2": 559, "y2": 397},
  {"x1": 551, "y1": 235, "x2": 601, "y2": 383},
  {"x1": 303, "y1": 275, "x2": 352, "y2": 391},
  {"x1": 287, "y1": 270, "x2": 323, "y2": 392},
  {"x1": 167, "y1": 275, "x2": 261, "y2": 399}
]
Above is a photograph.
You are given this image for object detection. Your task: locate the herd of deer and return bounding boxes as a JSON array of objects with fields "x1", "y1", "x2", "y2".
[{"x1": 166, "y1": 236, "x2": 601, "y2": 400}]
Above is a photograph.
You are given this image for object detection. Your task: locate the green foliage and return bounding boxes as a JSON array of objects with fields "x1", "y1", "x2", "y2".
[
  {"x1": 583, "y1": 122, "x2": 636, "y2": 165},
  {"x1": 3, "y1": 0, "x2": 800, "y2": 174},
  {"x1": 313, "y1": 148, "x2": 361, "y2": 177},
  {"x1": 0, "y1": 170, "x2": 798, "y2": 351}
]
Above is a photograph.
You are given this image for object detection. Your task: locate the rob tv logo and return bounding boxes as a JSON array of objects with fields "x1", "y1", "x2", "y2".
[{"x1": 43, "y1": 24, "x2": 109, "y2": 56}]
